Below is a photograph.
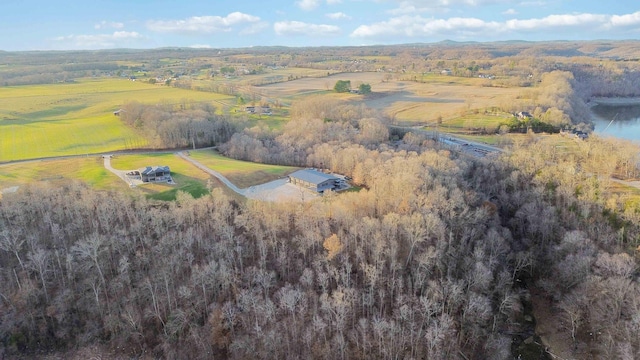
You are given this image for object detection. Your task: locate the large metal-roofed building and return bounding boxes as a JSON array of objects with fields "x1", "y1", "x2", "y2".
[{"x1": 288, "y1": 169, "x2": 340, "y2": 193}]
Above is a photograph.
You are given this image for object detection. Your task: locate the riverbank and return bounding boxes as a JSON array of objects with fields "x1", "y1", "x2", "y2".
[{"x1": 589, "y1": 97, "x2": 640, "y2": 107}]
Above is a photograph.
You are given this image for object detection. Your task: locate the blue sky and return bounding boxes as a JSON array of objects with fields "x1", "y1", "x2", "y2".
[{"x1": 1, "y1": 0, "x2": 639, "y2": 50}]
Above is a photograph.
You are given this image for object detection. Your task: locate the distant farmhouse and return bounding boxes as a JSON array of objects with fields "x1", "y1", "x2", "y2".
[
  {"x1": 288, "y1": 169, "x2": 343, "y2": 193},
  {"x1": 560, "y1": 128, "x2": 589, "y2": 140},
  {"x1": 516, "y1": 111, "x2": 533, "y2": 120},
  {"x1": 244, "y1": 105, "x2": 272, "y2": 115}
]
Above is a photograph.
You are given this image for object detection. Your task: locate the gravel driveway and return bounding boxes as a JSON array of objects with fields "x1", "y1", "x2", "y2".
[
  {"x1": 103, "y1": 152, "x2": 319, "y2": 202},
  {"x1": 177, "y1": 152, "x2": 318, "y2": 202}
]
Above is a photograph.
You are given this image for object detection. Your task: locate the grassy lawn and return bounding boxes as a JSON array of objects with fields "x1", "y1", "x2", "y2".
[
  {"x1": 442, "y1": 112, "x2": 510, "y2": 131},
  {"x1": 110, "y1": 153, "x2": 213, "y2": 200},
  {"x1": 0, "y1": 151, "x2": 269, "y2": 202},
  {"x1": 187, "y1": 149, "x2": 300, "y2": 188},
  {"x1": 0, "y1": 78, "x2": 235, "y2": 162},
  {"x1": 0, "y1": 156, "x2": 130, "y2": 192},
  {"x1": 451, "y1": 134, "x2": 505, "y2": 145},
  {"x1": 0, "y1": 153, "x2": 214, "y2": 199}
]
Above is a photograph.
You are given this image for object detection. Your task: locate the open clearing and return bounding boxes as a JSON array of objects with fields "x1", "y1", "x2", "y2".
[
  {"x1": 257, "y1": 72, "x2": 527, "y2": 124},
  {"x1": 0, "y1": 78, "x2": 235, "y2": 162},
  {"x1": 178, "y1": 152, "x2": 317, "y2": 202},
  {"x1": 0, "y1": 149, "x2": 305, "y2": 202},
  {"x1": 187, "y1": 149, "x2": 299, "y2": 188}
]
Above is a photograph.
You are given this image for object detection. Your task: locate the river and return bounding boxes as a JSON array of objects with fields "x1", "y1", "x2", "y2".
[{"x1": 590, "y1": 102, "x2": 640, "y2": 141}]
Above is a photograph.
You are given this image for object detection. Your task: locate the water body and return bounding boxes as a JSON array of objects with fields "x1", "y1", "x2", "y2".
[{"x1": 591, "y1": 103, "x2": 640, "y2": 141}]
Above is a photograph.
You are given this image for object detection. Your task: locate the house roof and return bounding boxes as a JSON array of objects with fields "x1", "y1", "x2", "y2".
[
  {"x1": 289, "y1": 169, "x2": 338, "y2": 185},
  {"x1": 140, "y1": 166, "x2": 170, "y2": 175}
]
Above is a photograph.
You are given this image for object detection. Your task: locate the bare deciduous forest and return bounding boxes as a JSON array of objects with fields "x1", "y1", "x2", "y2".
[{"x1": 1, "y1": 41, "x2": 640, "y2": 359}]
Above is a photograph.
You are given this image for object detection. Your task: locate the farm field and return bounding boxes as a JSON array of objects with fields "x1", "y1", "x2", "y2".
[
  {"x1": 0, "y1": 78, "x2": 235, "y2": 162},
  {"x1": 256, "y1": 72, "x2": 528, "y2": 125},
  {"x1": 195, "y1": 66, "x2": 332, "y2": 88},
  {"x1": 431, "y1": 112, "x2": 515, "y2": 137}
]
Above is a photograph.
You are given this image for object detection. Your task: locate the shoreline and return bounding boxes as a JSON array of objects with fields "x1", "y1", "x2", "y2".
[{"x1": 589, "y1": 97, "x2": 640, "y2": 107}]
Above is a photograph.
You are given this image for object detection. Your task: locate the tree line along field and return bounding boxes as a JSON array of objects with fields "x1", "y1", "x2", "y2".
[{"x1": 0, "y1": 78, "x2": 235, "y2": 162}]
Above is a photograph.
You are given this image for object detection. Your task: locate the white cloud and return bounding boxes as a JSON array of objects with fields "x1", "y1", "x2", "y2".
[
  {"x1": 352, "y1": 11, "x2": 640, "y2": 40},
  {"x1": 390, "y1": 0, "x2": 509, "y2": 13},
  {"x1": 296, "y1": 0, "x2": 341, "y2": 11},
  {"x1": 189, "y1": 44, "x2": 211, "y2": 48},
  {"x1": 502, "y1": 9, "x2": 518, "y2": 15},
  {"x1": 610, "y1": 11, "x2": 640, "y2": 28},
  {"x1": 147, "y1": 12, "x2": 260, "y2": 34},
  {"x1": 274, "y1": 21, "x2": 341, "y2": 36},
  {"x1": 94, "y1": 21, "x2": 124, "y2": 30},
  {"x1": 505, "y1": 13, "x2": 607, "y2": 31},
  {"x1": 327, "y1": 12, "x2": 352, "y2": 20},
  {"x1": 351, "y1": 15, "x2": 500, "y2": 38},
  {"x1": 296, "y1": 0, "x2": 321, "y2": 11},
  {"x1": 53, "y1": 31, "x2": 144, "y2": 49}
]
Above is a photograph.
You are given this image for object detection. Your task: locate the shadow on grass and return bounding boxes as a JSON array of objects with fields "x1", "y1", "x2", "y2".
[
  {"x1": 145, "y1": 174, "x2": 209, "y2": 201},
  {"x1": 22, "y1": 105, "x2": 88, "y2": 120}
]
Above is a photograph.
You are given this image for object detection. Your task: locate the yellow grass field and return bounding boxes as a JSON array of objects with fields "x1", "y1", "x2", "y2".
[
  {"x1": 0, "y1": 156, "x2": 130, "y2": 192},
  {"x1": 256, "y1": 72, "x2": 529, "y2": 125},
  {"x1": 187, "y1": 149, "x2": 299, "y2": 188},
  {"x1": 0, "y1": 152, "x2": 220, "y2": 200},
  {"x1": 0, "y1": 78, "x2": 235, "y2": 162}
]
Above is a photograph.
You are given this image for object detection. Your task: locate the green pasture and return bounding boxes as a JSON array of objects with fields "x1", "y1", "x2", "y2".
[
  {"x1": 450, "y1": 134, "x2": 504, "y2": 145},
  {"x1": 245, "y1": 114, "x2": 289, "y2": 130},
  {"x1": 432, "y1": 112, "x2": 512, "y2": 135},
  {"x1": 188, "y1": 149, "x2": 299, "y2": 188},
  {"x1": 0, "y1": 156, "x2": 128, "y2": 192},
  {"x1": 0, "y1": 78, "x2": 235, "y2": 162}
]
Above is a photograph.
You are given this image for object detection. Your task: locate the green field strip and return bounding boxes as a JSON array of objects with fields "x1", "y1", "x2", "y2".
[{"x1": 0, "y1": 78, "x2": 226, "y2": 161}]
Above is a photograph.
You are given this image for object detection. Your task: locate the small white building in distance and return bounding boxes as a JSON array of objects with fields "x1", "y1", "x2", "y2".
[{"x1": 288, "y1": 169, "x2": 341, "y2": 193}]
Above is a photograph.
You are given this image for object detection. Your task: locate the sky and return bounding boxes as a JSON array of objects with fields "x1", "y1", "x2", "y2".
[{"x1": 1, "y1": 0, "x2": 639, "y2": 51}]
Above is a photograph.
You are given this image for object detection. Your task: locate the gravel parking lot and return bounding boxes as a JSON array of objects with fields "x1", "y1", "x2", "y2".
[{"x1": 243, "y1": 179, "x2": 319, "y2": 202}]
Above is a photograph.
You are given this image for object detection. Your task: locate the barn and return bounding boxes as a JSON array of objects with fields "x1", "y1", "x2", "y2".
[
  {"x1": 288, "y1": 169, "x2": 340, "y2": 193},
  {"x1": 139, "y1": 166, "x2": 171, "y2": 183}
]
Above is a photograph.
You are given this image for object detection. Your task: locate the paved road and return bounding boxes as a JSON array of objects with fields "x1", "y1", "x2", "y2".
[{"x1": 438, "y1": 136, "x2": 503, "y2": 158}]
